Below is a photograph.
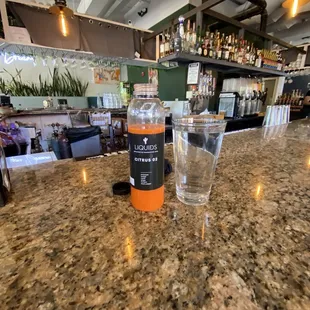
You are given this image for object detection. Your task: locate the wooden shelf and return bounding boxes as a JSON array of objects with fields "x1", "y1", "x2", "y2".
[{"x1": 158, "y1": 53, "x2": 287, "y2": 77}]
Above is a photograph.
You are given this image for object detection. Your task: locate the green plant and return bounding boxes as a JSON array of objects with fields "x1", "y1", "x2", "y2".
[
  {"x1": 0, "y1": 77, "x2": 6, "y2": 94},
  {"x1": 1, "y1": 67, "x2": 89, "y2": 97}
]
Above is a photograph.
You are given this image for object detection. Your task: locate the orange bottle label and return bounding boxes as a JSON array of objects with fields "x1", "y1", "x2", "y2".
[{"x1": 128, "y1": 124, "x2": 165, "y2": 211}]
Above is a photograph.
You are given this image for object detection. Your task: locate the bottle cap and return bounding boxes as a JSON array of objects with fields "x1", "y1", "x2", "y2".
[{"x1": 112, "y1": 182, "x2": 131, "y2": 196}]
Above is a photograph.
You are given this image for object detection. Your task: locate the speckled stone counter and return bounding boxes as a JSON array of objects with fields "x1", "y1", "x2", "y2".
[{"x1": 0, "y1": 120, "x2": 309, "y2": 309}]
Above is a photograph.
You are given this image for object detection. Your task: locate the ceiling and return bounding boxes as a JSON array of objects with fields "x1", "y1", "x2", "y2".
[
  {"x1": 236, "y1": 0, "x2": 310, "y2": 45},
  {"x1": 21, "y1": 0, "x2": 310, "y2": 46}
]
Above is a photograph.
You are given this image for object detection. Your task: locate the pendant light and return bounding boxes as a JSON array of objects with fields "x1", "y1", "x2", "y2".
[
  {"x1": 292, "y1": 0, "x2": 298, "y2": 17},
  {"x1": 282, "y1": 0, "x2": 310, "y2": 18},
  {"x1": 49, "y1": 0, "x2": 73, "y2": 37}
]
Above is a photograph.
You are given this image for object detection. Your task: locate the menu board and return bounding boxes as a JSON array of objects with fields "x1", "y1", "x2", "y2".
[{"x1": 187, "y1": 62, "x2": 200, "y2": 85}]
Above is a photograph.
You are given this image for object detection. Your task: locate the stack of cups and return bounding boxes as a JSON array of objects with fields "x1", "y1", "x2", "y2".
[{"x1": 263, "y1": 105, "x2": 290, "y2": 127}]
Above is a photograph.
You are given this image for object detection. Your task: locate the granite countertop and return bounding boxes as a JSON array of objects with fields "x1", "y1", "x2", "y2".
[{"x1": 0, "y1": 120, "x2": 309, "y2": 309}]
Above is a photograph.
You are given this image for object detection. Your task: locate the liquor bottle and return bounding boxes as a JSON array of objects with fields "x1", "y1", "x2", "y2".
[
  {"x1": 233, "y1": 38, "x2": 238, "y2": 62},
  {"x1": 164, "y1": 30, "x2": 170, "y2": 56},
  {"x1": 179, "y1": 16, "x2": 185, "y2": 52},
  {"x1": 204, "y1": 28, "x2": 210, "y2": 51},
  {"x1": 190, "y1": 22, "x2": 197, "y2": 54},
  {"x1": 128, "y1": 84, "x2": 165, "y2": 212},
  {"x1": 230, "y1": 36, "x2": 235, "y2": 62},
  {"x1": 213, "y1": 31, "x2": 218, "y2": 53},
  {"x1": 237, "y1": 40, "x2": 243, "y2": 64},
  {"x1": 203, "y1": 37, "x2": 208, "y2": 57},
  {"x1": 203, "y1": 30, "x2": 209, "y2": 57},
  {"x1": 220, "y1": 34, "x2": 226, "y2": 60},
  {"x1": 169, "y1": 26, "x2": 175, "y2": 54},
  {"x1": 160, "y1": 34, "x2": 165, "y2": 58},
  {"x1": 231, "y1": 44, "x2": 236, "y2": 62},
  {"x1": 248, "y1": 43, "x2": 253, "y2": 66},
  {"x1": 251, "y1": 44, "x2": 256, "y2": 66},
  {"x1": 195, "y1": 25, "x2": 201, "y2": 55},
  {"x1": 208, "y1": 32, "x2": 214, "y2": 58},
  {"x1": 216, "y1": 33, "x2": 222, "y2": 60},
  {"x1": 224, "y1": 36, "x2": 230, "y2": 61},
  {"x1": 174, "y1": 16, "x2": 184, "y2": 53},
  {"x1": 227, "y1": 34, "x2": 232, "y2": 60},
  {"x1": 255, "y1": 49, "x2": 260, "y2": 67},
  {"x1": 214, "y1": 30, "x2": 219, "y2": 48},
  {"x1": 228, "y1": 35, "x2": 233, "y2": 62},
  {"x1": 245, "y1": 41, "x2": 250, "y2": 65},
  {"x1": 185, "y1": 19, "x2": 191, "y2": 53},
  {"x1": 198, "y1": 30, "x2": 205, "y2": 56},
  {"x1": 234, "y1": 37, "x2": 239, "y2": 62}
]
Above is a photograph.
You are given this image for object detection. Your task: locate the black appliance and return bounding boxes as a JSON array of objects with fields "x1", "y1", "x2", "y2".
[{"x1": 0, "y1": 95, "x2": 12, "y2": 107}]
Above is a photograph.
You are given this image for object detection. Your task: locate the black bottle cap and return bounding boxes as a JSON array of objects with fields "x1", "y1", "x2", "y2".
[{"x1": 112, "y1": 182, "x2": 131, "y2": 195}]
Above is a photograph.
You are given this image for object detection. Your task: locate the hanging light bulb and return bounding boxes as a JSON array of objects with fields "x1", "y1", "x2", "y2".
[
  {"x1": 292, "y1": 0, "x2": 299, "y2": 17},
  {"x1": 49, "y1": 0, "x2": 73, "y2": 37},
  {"x1": 59, "y1": 10, "x2": 68, "y2": 37}
]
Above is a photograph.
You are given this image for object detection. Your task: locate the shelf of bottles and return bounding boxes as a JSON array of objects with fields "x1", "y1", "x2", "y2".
[
  {"x1": 276, "y1": 90, "x2": 304, "y2": 111},
  {"x1": 158, "y1": 17, "x2": 287, "y2": 77}
]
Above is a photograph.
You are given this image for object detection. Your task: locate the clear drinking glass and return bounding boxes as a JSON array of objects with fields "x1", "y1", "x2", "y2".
[{"x1": 173, "y1": 118, "x2": 227, "y2": 206}]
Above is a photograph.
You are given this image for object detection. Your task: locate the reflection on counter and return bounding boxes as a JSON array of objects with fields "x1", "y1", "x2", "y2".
[
  {"x1": 255, "y1": 184, "x2": 262, "y2": 201},
  {"x1": 82, "y1": 169, "x2": 87, "y2": 185}
]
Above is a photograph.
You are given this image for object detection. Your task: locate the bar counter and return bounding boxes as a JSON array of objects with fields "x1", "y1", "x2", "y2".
[{"x1": 0, "y1": 120, "x2": 309, "y2": 309}]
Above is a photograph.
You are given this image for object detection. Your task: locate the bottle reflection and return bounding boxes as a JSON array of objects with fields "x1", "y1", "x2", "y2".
[
  {"x1": 125, "y1": 236, "x2": 134, "y2": 262},
  {"x1": 255, "y1": 184, "x2": 262, "y2": 200},
  {"x1": 308, "y1": 157, "x2": 310, "y2": 167},
  {"x1": 201, "y1": 212, "x2": 210, "y2": 241},
  {"x1": 82, "y1": 169, "x2": 87, "y2": 184},
  {"x1": 201, "y1": 221, "x2": 205, "y2": 241}
]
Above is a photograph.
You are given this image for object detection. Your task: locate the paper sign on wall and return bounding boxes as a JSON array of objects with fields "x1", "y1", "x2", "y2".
[
  {"x1": 187, "y1": 62, "x2": 200, "y2": 85},
  {"x1": 8, "y1": 26, "x2": 31, "y2": 44}
]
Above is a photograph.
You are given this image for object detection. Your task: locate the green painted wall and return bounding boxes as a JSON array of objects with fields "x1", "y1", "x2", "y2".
[
  {"x1": 158, "y1": 67, "x2": 187, "y2": 101},
  {"x1": 127, "y1": 66, "x2": 149, "y2": 83},
  {"x1": 126, "y1": 65, "x2": 187, "y2": 101}
]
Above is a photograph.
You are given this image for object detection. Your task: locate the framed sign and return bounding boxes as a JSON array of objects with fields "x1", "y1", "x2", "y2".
[{"x1": 187, "y1": 62, "x2": 200, "y2": 85}]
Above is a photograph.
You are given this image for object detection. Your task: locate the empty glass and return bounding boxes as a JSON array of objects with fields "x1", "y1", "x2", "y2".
[{"x1": 173, "y1": 118, "x2": 227, "y2": 206}]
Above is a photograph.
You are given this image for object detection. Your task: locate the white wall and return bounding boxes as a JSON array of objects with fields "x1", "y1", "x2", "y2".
[
  {"x1": 127, "y1": 0, "x2": 188, "y2": 29},
  {"x1": 0, "y1": 55, "x2": 119, "y2": 97}
]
